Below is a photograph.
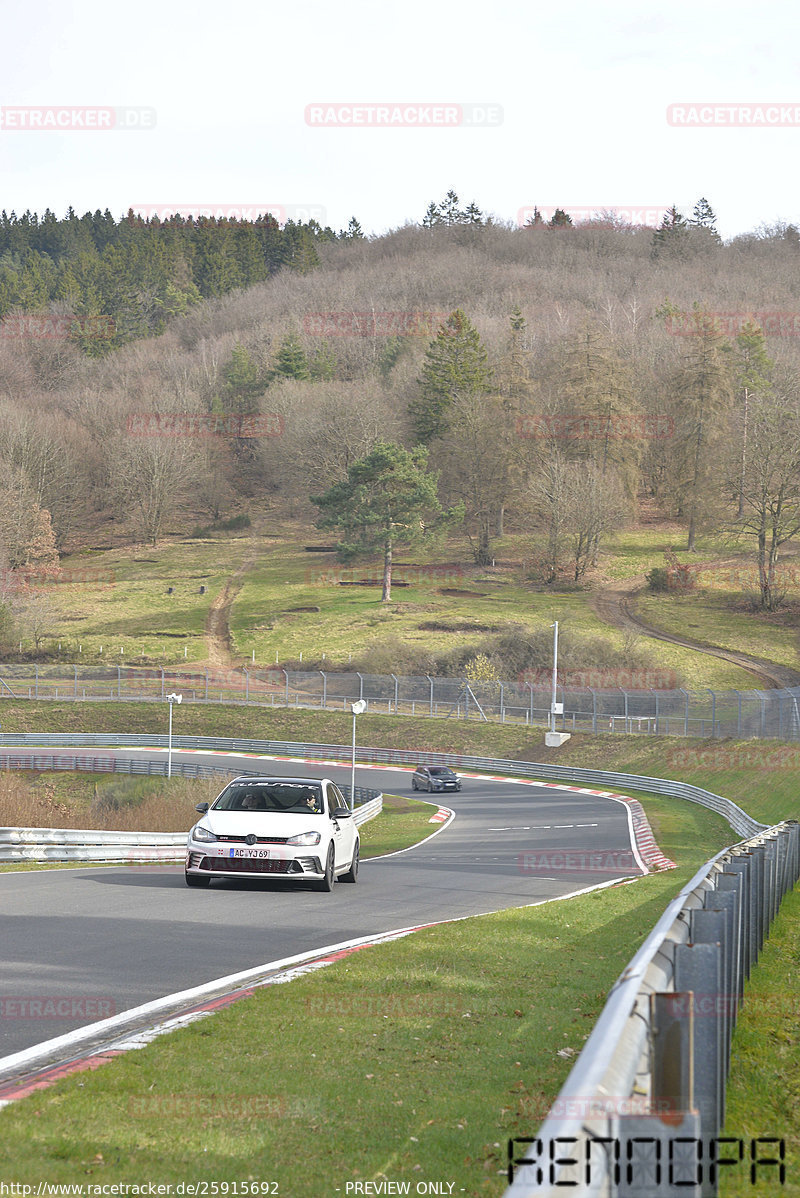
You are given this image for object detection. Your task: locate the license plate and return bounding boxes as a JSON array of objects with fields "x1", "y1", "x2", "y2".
[{"x1": 210, "y1": 845, "x2": 270, "y2": 859}]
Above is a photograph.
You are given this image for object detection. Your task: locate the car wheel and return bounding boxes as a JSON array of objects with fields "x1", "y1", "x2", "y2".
[
  {"x1": 315, "y1": 844, "x2": 336, "y2": 892},
  {"x1": 185, "y1": 872, "x2": 210, "y2": 888},
  {"x1": 341, "y1": 839, "x2": 359, "y2": 883},
  {"x1": 412, "y1": 777, "x2": 418, "y2": 790}
]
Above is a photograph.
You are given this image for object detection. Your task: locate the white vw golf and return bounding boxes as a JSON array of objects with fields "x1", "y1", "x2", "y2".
[{"x1": 185, "y1": 775, "x2": 359, "y2": 892}]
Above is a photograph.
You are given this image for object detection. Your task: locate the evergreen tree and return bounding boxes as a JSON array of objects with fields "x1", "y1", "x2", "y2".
[
  {"x1": 409, "y1": 309, "x2": 492, "y2": 443},
  {"x1": 422, "y1": 202, "x2": 441, "y2": 228},
  {"x1": 652, "y1": 206, "x2": 689, "y2": 259},
  {"x1": 690, "y1": 197, "x2": 721, "y2": 242},
  {"x1": 341, "y1": 217, "x2": 364, "y2": 240},
  {"x1": 312, "y1": 441, "x2": 458, "y2": 601},
  {"x1": 272, "y1": 332, "x2": 310, "y2": 381},
  {"x1": 548, "y1": 208, "x2": 573, "y2": 228}
]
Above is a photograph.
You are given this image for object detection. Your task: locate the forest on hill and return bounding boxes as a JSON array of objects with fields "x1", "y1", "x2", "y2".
[{"x1": 1, "y1": 195, "x2": 800, "y2": 618}]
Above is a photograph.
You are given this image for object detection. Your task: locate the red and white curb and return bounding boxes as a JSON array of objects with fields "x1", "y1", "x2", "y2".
[{"x1": 428, "y1": 807, "x2": 450, "y2": 823}]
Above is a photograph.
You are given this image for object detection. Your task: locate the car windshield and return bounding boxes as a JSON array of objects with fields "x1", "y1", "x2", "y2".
[
  {"x1": 212, "y1": 782, "x2": 323, "y2": 814},
  {"x1": 429, "y1": 768, "x2": 454, "y2": 777}
]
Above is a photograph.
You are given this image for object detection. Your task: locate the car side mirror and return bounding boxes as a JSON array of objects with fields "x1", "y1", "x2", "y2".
[
  {"x1": 195, "y1": 802, "x2": 209, "y2": 813},
  {"x1": 332, "y1": 806, "x2": 352, "y2": 819}
]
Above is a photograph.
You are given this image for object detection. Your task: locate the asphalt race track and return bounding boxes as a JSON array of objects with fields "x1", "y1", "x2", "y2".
[{"x1": 0, "y1": 749, "x2": 644, "y2": 1058}]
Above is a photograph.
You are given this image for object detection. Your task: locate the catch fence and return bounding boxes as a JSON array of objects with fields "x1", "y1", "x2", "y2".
[{"x1": 1, "y1": 664, "x2": 800, "y2": 739}]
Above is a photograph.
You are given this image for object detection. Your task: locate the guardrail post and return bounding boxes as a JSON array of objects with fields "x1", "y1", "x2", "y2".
[
  {"x1": 691, "y1": 904, "x2": 732, "y2": 1102},
  {"x1": 673, "y1": 943, "x2": 722, "y2": 1177},
  {"x1": 645, "y1": 991, "x2": 703, "y2": 1196}
]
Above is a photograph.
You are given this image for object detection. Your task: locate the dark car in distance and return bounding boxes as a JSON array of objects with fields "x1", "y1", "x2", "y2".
[{"x1": 411, "y1": 765, "x2": 462, "y2": 793}]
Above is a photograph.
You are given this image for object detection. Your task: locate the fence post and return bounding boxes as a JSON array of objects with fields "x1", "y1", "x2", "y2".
[
  {"x1": 35, "y1": 665, "x2": 38, "y2": 700},
  {"x1": 117, "y1": 666, "x2": 121, "y2": 698},
  {"x1": 391, "y1": 673, "x2": 398, "y2": 714},
  {"x1": 357, "y1": 672, "x2": 364, "y2": 702},
  {"x1": 320, "y1": 670, "x2": 327, "y2": 709},
  {"x1": 283, "y1": 669, "x2": 289, "y2": 706},
  {"x1": 161, "y1": 668, "x2": 165, "y2": 700},
  {"x1": 244, "y1": 668, "x2": 249, "y2": 703},
  {"x1": 735, "y1": 690, "x2": 742, "y2": 736},
  {"x1": 708, "y1": 688, "x2": 717, "y2": 737},
  {"x1": 680, "y1": 687, "x2": 689, "y2": 736},
  {"x1": 499, "y1": 682, "x2": 504, "y2": 722},
  {"x1": 426, "y1": 674, "x2": 434, "y2": 716},
  {"x1": 74, "y1": 666, "x2": 78, "y2": 699}
]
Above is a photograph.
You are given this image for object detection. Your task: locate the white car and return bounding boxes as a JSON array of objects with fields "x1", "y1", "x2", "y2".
[{"x1": 185, "y1": 775, "x2": 359, "y2": 892}]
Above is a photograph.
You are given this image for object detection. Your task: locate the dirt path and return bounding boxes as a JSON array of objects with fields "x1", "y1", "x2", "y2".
[
  {"x1": 591, "y1": 575, "x2": 800, "y2": 690},
  {"x1": 204, "y1": 552, "x2": 258, "y2": 670}
]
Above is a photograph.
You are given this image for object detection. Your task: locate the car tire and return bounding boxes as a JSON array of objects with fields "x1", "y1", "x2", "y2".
[
  {"x1": 315, "y1": 844, "x2": 336, "y2": 892},
  {"x1": 412, "y1": 777, "x2": 418, "y2": 790},
  {"x1": 185, "y1": 872, "x2": 210, "y2": 888},
  {"x1": 341, "y1": 839, "x2": 359, "y2": 883}
]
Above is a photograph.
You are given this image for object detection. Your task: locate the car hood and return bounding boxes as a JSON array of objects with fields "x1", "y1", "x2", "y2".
[{"x1": 196, "y1": 812, "x2": 327, "y2": 839}]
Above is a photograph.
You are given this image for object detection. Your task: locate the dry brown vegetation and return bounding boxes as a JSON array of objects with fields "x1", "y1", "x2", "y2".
[{"x1": 0, "y1": 772, "x2": 229, "y2": 832}]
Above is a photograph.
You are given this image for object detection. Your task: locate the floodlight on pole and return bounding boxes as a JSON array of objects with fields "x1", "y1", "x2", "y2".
[
  {"x1": 166, "y1": 692, "x2": 182, "y2": 778},
  {"x1": 350, "y1": 699, "x2": 367, "y2": 809}
]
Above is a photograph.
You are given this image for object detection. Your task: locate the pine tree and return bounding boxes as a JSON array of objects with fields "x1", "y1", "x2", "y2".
[
  {"x1": 272, "y1": 332, "x2": 310, "y2": 381},
  {"x1": 312, "y1": 441, "x2": 459, "y2": 601},
  {"x1": 689, "y1": 197, "x2": 721, "y2": 242},
  {"x1": 652, "y1": 206, "x2": 689, "y2": 259},
  {"x1": 409, "y1": 309, "x2": 492, "y2": 443},
  {"x1": 341, "y1": 217, "x2": 364, "y2": 240},
  {"x1": 422, "y1": 202, "x2": 441, "y2": 228},
  {"x1": 549, "y1": 208, "x2": 573, "y2": 228}
]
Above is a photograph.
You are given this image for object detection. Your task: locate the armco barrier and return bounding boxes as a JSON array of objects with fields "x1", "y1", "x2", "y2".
[
  {"x1": 504, "y1": 820, "x2": 799, "y2": 1197},
  {"x1": 0, "y1": 734, "x2": 764, "y2": 838}
]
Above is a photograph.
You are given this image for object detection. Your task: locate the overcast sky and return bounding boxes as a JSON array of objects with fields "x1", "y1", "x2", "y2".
[{"x1": 2, "y1": 0, "x2": 799, "y2": 240}]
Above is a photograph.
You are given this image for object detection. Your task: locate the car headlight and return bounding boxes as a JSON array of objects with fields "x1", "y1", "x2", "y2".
[
  {"x1": 286, "y1": 831, "x2": 322, "y2": 846},
  {"x1": 192, "y1": 825, "x2": 217, "y2": 842}
]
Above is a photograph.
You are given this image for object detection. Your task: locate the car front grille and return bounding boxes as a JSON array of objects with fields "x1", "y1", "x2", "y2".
[
  {"x1": 214, "y1": 835, "x2": 290, "y2": 844},
  {"x1": 199, "y1": 856, "x2": 295, "y2": 874}
]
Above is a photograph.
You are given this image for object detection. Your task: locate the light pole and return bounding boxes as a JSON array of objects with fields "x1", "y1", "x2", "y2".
[
  {"x1": 166, "y1": 692, "x2": 182, "y2": 778},
  {"x1": 550, "y1": 620, "x2": 559, "y2": 736},
  {"x1": 350, "y1": 699, "x2": 367, "y2": 809},
  {"x1": 545, "y1": 622, "x2": 570, "y2": 748}
]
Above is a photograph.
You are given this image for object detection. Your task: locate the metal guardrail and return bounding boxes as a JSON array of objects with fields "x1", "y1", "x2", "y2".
[
  {"x1": 3, "y1": 663, "x2": 800, "y2": 740},
  {"x1": 504, "y1": 820, "x2": 800, "y2": 1197},
  {"x1": 0, "y1": 734, "x2": 764, "y2": 838}
]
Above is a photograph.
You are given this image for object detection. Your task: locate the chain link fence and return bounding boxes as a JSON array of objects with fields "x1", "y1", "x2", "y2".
[{"x1": 1, "y1": 663, "x2": 800, "y2": 739}]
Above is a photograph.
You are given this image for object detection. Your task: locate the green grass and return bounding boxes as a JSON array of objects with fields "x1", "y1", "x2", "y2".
[
  {"x1": 635, "y1": 590, "x2": 800, "y2": 671},
  {"x1": 9, "y1": 522, "x2": 784, "y2": 688},
  {"x1": 721, "y1": 883, "x2": 800, "y2": 1197},
  {"x1": 0, "y1": 798, "x2": 735, "y2": 1196}
]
